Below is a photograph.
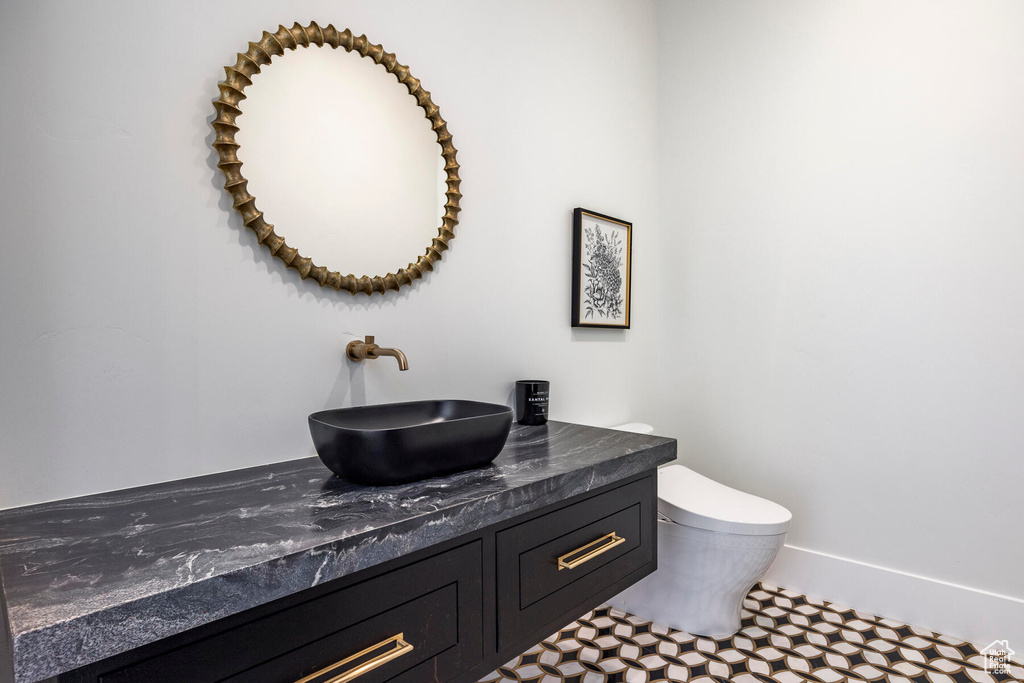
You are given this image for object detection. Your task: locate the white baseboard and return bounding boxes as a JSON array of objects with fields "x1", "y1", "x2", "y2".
[{"x1": 763, "y1": 544, "x2": 1024, "y2": 658}]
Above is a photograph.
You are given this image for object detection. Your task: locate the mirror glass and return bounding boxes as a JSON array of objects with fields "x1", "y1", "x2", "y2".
[{"x1": 235, "y1": 46, "x2": 444, "y2": 278}]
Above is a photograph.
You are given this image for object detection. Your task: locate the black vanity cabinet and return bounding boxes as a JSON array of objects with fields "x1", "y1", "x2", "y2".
[
  {"x1": 0, "y1": 422, "x2": 676, "y2": 683},
  {"x1": 55, "y1": 473, "x2": 658, "y2": 683}
]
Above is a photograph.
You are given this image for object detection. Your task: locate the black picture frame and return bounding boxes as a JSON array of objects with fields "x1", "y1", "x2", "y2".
[{"x1": 572, "y1": 208, "x2": 632, "y2": 329}]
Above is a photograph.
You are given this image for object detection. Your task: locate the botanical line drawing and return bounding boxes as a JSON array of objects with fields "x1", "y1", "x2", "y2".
[{"x1": 582, "y1": 224, "x2": 624, "y2": 319}]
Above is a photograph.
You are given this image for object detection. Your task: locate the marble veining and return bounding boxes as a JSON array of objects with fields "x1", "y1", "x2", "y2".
[{"x1": 0, "y1": 421, "x2": 675, "y2": 683}]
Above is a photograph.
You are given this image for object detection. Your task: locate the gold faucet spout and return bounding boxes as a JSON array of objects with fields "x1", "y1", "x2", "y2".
[
  {"x1": 369, "y1": 346, "x2": 409, "y2": 371},
  {"x1": 346, "y1": 335, "x2": 409, "y2": 371}
]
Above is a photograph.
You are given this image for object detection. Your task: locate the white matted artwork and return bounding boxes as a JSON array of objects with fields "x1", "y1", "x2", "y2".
[{"x1": 572, "y1": 208, "x2": 631, "y2": 328}]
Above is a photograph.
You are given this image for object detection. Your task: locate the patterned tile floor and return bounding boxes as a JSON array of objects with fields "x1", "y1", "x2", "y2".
[{"x1": 480, "y1": 583, "x2": 1023, "y2": 682}]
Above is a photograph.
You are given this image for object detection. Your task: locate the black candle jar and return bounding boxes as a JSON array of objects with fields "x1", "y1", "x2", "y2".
[{"x1": 515, "y1": 380, "x2": 550, "y2": 425}]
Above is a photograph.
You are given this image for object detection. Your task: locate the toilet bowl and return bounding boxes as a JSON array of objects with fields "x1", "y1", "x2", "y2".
[{"x1": 606, "y1": 452, "x2": 791, "y2": 637}]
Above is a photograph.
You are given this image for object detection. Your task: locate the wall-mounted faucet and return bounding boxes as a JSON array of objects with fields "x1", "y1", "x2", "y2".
[{"x1": 346, "y1": 335, "x2": 409, "y2": 371}]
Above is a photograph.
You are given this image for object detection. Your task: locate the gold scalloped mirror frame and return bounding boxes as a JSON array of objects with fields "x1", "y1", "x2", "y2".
[{"x1": 211, "y1": 22, "x2": 461, "y2": 295}]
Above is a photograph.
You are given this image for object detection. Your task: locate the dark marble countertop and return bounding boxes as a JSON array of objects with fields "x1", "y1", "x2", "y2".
[{"x1": 0, "y1": 421, "x2": 674, "y2": 683}]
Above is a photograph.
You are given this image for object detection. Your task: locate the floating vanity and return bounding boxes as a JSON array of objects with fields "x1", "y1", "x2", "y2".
[{"x1": 0, "y1": 422, "x2": 675, "y2": 683}]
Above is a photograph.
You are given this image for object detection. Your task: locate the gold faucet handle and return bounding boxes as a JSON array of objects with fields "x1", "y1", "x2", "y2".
[{"x1": 347, "y1": 336, "x2": 377, "y2": 361}]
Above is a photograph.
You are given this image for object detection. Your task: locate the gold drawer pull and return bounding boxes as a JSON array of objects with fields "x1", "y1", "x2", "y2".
[
  {"x1": 294, "y1": 633, "x2": 413, "y2": 683},
  {"x1": 558, "y1": 532, "x2": 626, "y2": 570}
]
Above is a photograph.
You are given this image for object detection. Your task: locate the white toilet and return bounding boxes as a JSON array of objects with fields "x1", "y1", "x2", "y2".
[{"x1": 607, "y1": 423, "x2": 792, "y2": 637}]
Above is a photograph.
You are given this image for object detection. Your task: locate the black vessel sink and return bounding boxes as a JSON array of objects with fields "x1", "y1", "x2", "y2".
[{"x1": 308, "y1": 400, "x2": 514, "y2": 485}]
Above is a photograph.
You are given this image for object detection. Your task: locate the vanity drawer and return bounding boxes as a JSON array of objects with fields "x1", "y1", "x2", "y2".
[
  {"x1": 219, "y1": 585, "x2": 455, "y2": 683},
  {"x1": 98, "y1": 541, "x2": 482, "y2": 683},
  {"x1": 496, "y1": 477, "x2": 655, "y2": 648}
]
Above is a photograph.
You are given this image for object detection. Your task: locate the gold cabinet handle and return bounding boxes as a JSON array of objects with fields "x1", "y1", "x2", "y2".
[
  {"x1": 294, "y1": 633, "x2": 413, "y2": 683},
  {"x1": 557, "y1": 532, "x2": 626, "y2": 570}
]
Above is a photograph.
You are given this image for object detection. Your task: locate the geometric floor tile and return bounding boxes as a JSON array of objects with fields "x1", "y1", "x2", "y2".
[{"x1": 478, "y1": 583, "x2": 1024, "y2": 683}]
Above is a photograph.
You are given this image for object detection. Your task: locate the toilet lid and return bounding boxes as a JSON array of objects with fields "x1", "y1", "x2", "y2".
[
  {"x1": 609, "y1": 423, "x2": 655, "y2": 435},
  {"x1": 657, "y1": 465, "x2": 791, "y2": 536}
]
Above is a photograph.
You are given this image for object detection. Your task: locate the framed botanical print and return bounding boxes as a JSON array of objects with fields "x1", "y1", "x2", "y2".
[{"x1": 572, "y1": 208, "x2": 631, "y2": 328}]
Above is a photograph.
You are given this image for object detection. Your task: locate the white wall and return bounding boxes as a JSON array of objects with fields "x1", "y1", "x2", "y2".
[
  {"x1": 655, "y1": 0, "x2": 1024, "y2": 641},
  {"x1": 0, "y1": 0, "x2": 661, "y2": 509}
]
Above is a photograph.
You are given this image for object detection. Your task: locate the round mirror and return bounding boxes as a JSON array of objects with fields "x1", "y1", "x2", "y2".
[{"x1": 211, "y1": 22, "x2": 461, "y2": 295}]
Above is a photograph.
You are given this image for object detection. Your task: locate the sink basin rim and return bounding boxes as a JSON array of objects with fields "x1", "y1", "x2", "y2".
[{"x1": 309, "y1": 399, "x2": 512, "y2": 433}]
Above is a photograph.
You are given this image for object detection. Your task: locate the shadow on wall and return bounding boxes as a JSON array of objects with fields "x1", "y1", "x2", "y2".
[
  {"x1": 323, "y1": 358, "x2": 368, "y2": 410},
  {"x1": 570, "y1": 328, "x2": 628, "y2": 343}
]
